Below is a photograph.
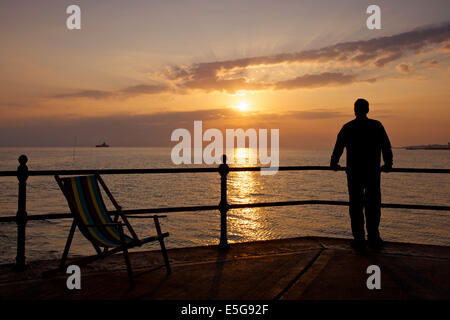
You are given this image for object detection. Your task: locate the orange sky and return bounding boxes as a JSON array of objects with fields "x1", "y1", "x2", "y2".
[{"x1": 0, "y1": 1, "x2": 449, "y2": 147}]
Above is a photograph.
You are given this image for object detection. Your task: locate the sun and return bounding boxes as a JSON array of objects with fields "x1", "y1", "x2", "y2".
[{"x1": 237, "y1": 101, "x2": 249, "y2": 111}]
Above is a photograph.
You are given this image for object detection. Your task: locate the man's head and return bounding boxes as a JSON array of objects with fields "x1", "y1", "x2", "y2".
[{"x1": 354, "y1": 98, "x2": 369, "y2": 118}]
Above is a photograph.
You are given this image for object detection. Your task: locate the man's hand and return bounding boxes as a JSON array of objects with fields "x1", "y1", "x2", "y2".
[{"x1": 380, "y1": 164, "x2": 392, "y2": 172}]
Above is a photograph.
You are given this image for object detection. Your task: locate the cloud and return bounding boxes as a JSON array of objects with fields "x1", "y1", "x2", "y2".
[
  {"x1": 54, "y1": 83, "x2": 170, "y2": 100},
  {"x1": 396, "y1": 63, "x2": 414, "y2": 74},
  {"x1": 275, "y1": 72, "x2": 357, "y2": 89},
  {"x1": 374, "y1": 52, "x2": 404, "y2": 67},
  {"x1": 0, "y1": 102, "x2": 30, "y2": 109},
  {"x1": 181, "y1": 77, "x2": 270, "y2": 93},
  {"x1": 121, "y1": 84, "x2": 171, "y2": 96},
  {"x1": 419, "y1": 59, "x2": 440, "y2": 68},
  {"x1": 54, "y1": 89, "x2": 114, "y2": 99},
  {"x1": 288, "y1": 109, "x2": 346, "y2": 119},
  {"x1": 166, "y1": 22, "x2": 450, "y2": 93}
]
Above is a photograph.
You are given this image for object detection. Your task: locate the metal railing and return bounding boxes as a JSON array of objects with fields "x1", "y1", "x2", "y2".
[{"x1": 0, "y1": 154, "x2": 449, "y2": 271}]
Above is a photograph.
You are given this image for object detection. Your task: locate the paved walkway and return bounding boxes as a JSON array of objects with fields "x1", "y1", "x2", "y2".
[{"x1": 0, "y1": 237, "x2": 449, "y2": 300}]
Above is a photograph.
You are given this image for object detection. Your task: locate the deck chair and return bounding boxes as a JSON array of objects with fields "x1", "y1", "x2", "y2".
[{"x1": 55, "y1": 174, "x2": 171, "y2": 288}]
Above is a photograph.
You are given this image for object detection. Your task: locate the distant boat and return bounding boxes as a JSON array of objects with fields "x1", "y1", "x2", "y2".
[
  {"x1": 404, "y1": 142, "x2": 450, "y2": 150},
  {"x1": 96, "y1": 142, "x2": 109, "y2": 148}
]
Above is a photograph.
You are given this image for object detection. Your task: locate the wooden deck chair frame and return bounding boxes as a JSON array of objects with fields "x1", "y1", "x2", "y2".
[{"x1": 55, "y1": 174, "x2": 171, "y2": 288}]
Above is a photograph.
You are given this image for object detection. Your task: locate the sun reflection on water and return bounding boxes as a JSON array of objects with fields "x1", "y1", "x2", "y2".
[
  {"x1": 228, "y1": 148, "x2": 272, "y2": 242},
  {"x1": 231, "y1": 147, "x2": 257, "y2": 167}
]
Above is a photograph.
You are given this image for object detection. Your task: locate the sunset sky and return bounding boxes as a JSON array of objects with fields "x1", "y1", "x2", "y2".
[{"x1": 0, "y1": 0, "x2": 449, "y2": 147}]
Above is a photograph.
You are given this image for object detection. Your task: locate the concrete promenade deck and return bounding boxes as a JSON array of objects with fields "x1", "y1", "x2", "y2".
[{"x1": 0, "y1": 236, "x2": 449, "y2": 300}]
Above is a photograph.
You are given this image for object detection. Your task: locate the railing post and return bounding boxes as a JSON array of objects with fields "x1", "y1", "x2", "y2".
[
  {"x1": 218, "y1": 154, "x2": 230, "y2": 249},
  {"x1": 15, "y1": 155, "x2": 29, "y2": 271}
]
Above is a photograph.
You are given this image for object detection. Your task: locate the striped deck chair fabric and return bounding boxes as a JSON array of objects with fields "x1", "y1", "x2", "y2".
[{"x1": 60, "y1": 175, "x2": 135, "y2": 247}]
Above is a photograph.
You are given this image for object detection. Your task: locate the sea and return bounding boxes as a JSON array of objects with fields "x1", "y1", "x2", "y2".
[{"x1": 0, "y1": 147, "x2": 449, "y2": 264}]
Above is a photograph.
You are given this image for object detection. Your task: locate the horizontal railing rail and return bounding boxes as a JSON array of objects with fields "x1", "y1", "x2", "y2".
[
  {"x1": 0, "y1": 154, "x2": 449, "y2": 270},
  {"x1": 1, "y1": 166, "x2": 449, "y2": 177},
  {"x1": 1, "y1": 201, "x2": 449, "y2": 224}
]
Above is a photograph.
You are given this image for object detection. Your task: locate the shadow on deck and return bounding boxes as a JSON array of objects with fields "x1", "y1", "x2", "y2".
[{"x1": 0, "y1": 236, "x2": 449, "y2": 300}]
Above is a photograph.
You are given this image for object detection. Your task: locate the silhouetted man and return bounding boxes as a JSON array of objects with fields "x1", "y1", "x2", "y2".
[{"x1": 330, "y1": 98, "x2": 393, "y2": 251}]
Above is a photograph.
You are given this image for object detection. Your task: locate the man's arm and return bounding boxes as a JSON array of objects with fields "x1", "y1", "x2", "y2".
[
  {"x1": 380, "y1": 124, "x2": 393, "y2": 170},
  {"x1": 330, "y1": 127, "x2": 345, "y2": 169}
]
